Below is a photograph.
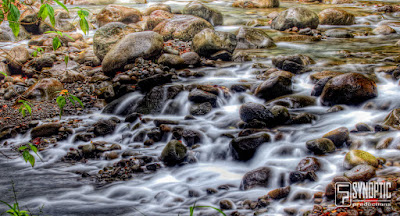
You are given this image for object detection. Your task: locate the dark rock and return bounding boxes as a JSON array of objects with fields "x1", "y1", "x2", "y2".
[
  {"x1": 290, "y1": 112, "x2": 316, "y2": 124},
  {"x1": 31, "y1": 123, "x2": 61, "y2": 138},
  {"x1": 344, "y1": 164, "x2": 376, "y2": 182},
  {"x1": 239, "y1": 102, "x2": 273, "y2": 123},
  {"x1": 5, "y1": 45, "x2": 30, "y2": 75},
  {"x1": 190, "y1": 102, "x2": 212, "y2": 116},
  {"x1": 272, "y1": 54, "x2": 314, "y2": 74},
  {"x1": 318, "y1": 8, "x2": 355, "y2": 25},
  {"x1": 266, "y1": 95, "x2": 316, "y2": 109},
  {"x1": 192, "y1": 28, "x2": 237, "y2": 57},
  {"x1": 93, "y1": 119, "x2": 117, "y2": 136},
  {"x1": 320, "y1": 73, "x2": 378, "y2": 106},
  {"x1": 383, "y1": 108, "x2": 400, "y2": 129},
  {"x1": 322, "y1": 127, "x2": 349, "y2": 147},
  {"x1": 230, "y1": 132, "x2": 270, "y2": 161},
  {"x1": 306, "y1": 138, "x2": 336, "y2": 154},
  {"x1": 254, "y1": 75, "x2": 292, "y2": 101},
  {"x1": 325, "y1": 29, "x2": 354, "y2": 38},
  {"x1": 219, "y1": 199, "x2": 234, "y2": 210},
  {"x1": 235, "y1": 27, "x2": 275, "y2": 49},
  {"x1": 182, "y1": 1, "x2": 223, "y2": 26},
  {"x1": 160, "y1": 140, "x2": 188, "y2": 166},
  {"x1": 137, "y1": 74, "x2": 173, "y2": 92},
  {"x1": 296, "y1": 157, "x2": 320, "y2": 172},
  {"x1": 188, "y1": 89, "x2": 217, "y2": 107},
  {"x1": 267, "y1": 186, "x2": 290, "y2": 199},
  {"x1": 240, "y1": 167, "x2": 271, "y2": 190}
]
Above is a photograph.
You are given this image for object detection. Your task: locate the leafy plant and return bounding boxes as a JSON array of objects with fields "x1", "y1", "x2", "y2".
[
  {"x1": 189, "y1": 203, "x2": 226, "y2": 216},
  {"x1": 1, "y1": 0, "x2": 21, "y2": 37},
  {"x1": 56, "y1": 89, "x2": 84, "y2": 119},
  {"x1": 64, "y1": 55, "x2": 69, "y2": 68},
  {"x1": 76, "y1": 8, "x2": 90, "y2": 35},
  {"x1": 0, "y1": 182, "x2": 30, "y2": 216},
  {"x1": 45, "y1": 31, "x2": 74, "y2": 51},
  {"x1": 18, "y1": 100, "x2": 32, "y2": 118},
  {"x1": 32, "y1": 47, "x2": 44, "y2": 57},
  {"x1": 18, "y1": 143, "x2": 42, "y2": 167},
  {"x1": 0, "y1": 71, "x2": 8, "y2": 77}
]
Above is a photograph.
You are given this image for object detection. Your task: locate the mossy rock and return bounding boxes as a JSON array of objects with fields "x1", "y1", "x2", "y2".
[
  {"x1": 160, "y1": 140, "x2": 188, "y2": 166},
  {"x1": 344, "y1": 150, "x2": 378, "y2": 169}
]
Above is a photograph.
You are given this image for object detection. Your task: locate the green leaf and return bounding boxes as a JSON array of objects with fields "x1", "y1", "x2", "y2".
[
  {"x1": 29, "y1": 143, "x2": 38, "y2": 154},
  {"x1": 0, "y1": 9, "x2": 4, "y2": 25},
  {"x1": 22, "y1": 151, "x2": 30, "y2": 162},
  {"x1": 32, "y1": 51, "x2": 37, "y2": 57},
  {"x1": 53, "y1": 0, "x2": 69, "y2": 13},
  {"x1": 24, "y1": 103, "x2": 32, "y2": 116},
  {"x1": 46, "y1": 4, "x2": 55, "y2": 26},
  {"x1": 28, "y1": 154, "x2": 35, "y2": 167},
  {"x1": 38, "y1": 4, "x2": 48, "y2": 20},
  {"x1": 18, "y1": 146, "x2": 28, "y2": 151},
  {"x1": 64, "y1": 55, "x2": 69, "y2": 67},
  {"x1": 63, "y1": 33, "x2": 74, "y2": 41},
  {"x1": 77, "y1": 9, "x2": 89, "y2": 18},
  {"x1": 52, "y1": 36, "x2": 61, "y2": 51},
  {"x1": 0, "y1": 71, "x2": 7, "y2": 77},
  {"x1": 70, "y1": 95, "x2": 84, "y2": 108},
  {"x1": 68, "y1": 96, "x2": 75, "y2": 106},
  {"x1": 7, "y1": 4, "x2": 20, "y2": 37},
  {"x1": 79, "y1": 17, "x2": 89, "y2": 35},
  {"x1": 44, "y1": 30, "x2": 57, "y2": 34},
  {"x1": 21, "y1": 108, "x2": 26, "y2": 117},
  {"x1": 56, "y1": 95, "x2": 66, "y2": 109}
]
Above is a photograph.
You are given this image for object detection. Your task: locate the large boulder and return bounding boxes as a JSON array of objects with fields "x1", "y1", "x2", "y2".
[
  {"x1": 160, "y1": 140, "x2": 188, "y2": 166},
  {"x1": 318, "y1": 8, "x2": 355, "y2": 25},
  {"x1": 5, "y1": 45, "x2": 30, "y2": 75},
  {"x1": 344, "y1": 165, "x2": 376, "y2": 182},
  {"x1": 383, "y1": 108, "x2": 400, "y2": 129},
  {"x1": 240, "y1": 167, "x2": 272, "y2": 190},
  {"x1": 96, "y1": 5, "x2": 142, "y2": 27},
  {"x1": 192, "y1": 28, "x2": 237, "y2": 57},
  {"x1": 233, "y1": 0, "x2": 279, "y2": 8},
  {"x1": 320, "y1": 73, "x2": 378, "y2": 106},
  {"x1": 182, "y1": 1, "x2": 223, "y2": 26},
  {"x1": 21, "y1": 78, "x2": 63, "y2": 101},
  {"x1": 31, "y1": 123, "x2": 61, "y2": 138},
  {"x1": 153, "y1": 15, "x2": 213, "y2": 41},
  {"x1": 102, "y1": 31, "x2": 164, "y2": 77},
  {"x1": 93, "y1": 22, "x2": 136, "y2": 61},
  {"x1": 306, "y1": 138, "x2": 336, "y2": 155},
  {"x1": 230, "y1": 133, "x2": 271, "y2": 161},
  {"x1": 271, "y1": 7, "x2": 319, "y2": 31},
  {"x1": 344, "y1": 150, "x2": 378, "y2": 169},
  {"x1": 235, "y1": 27, "x2": 275, "y2": 49},
  {"x1": 254, "y1": 75, "x2": 292, "y2": 101},
  {"x1": 239, "y1": 102, "x2": 273, "y2": 123}
]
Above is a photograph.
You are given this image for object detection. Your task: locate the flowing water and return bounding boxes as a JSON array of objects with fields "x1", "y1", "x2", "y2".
[{"x1": 1, "y1": 0, "x2": 400, "y2": 215}]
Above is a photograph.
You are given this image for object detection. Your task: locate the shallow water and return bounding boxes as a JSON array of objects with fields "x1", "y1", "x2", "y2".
[{"x1": 1, "y1": 0, "x2": 400, "y2": 215}]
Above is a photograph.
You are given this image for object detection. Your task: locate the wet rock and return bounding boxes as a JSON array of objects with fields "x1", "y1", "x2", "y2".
[
  {"x1": 133, "y1": 85, "x2": 183, "y2": 114},
  {"x1": 322, "y1": 127, "x2": 349, "y2": 147},
  {"x1": 239, "y1": 102, "x2": 273, "y2": 123},
  {"x1": 296, "y1": 157, "x2": 320, "y2": 172},
  {"x1": 192, "y1": 28, "x2": 237, "y2": 57},
  {"x1": 325, "y1": 29, "x2": 354, "y2": 38},
  {"x1": 144, "y1": 3, "x2": 171, "y2": 16},
  {"x1": 269, "y1": 105, "x2": 290, "y2": 125},
  {"x1": 183, "y1": 1, "x2": 223, "y2": 26},
  {"x1": 344, "y1": 150, "x2": 379, "y2": 169},
  {"x1": 153, "y1": 15, "x2": 213, "y2": 41},
  {"x1": 383, "y1": 108, "x2": 400, "y2": 129},
  {"x1": 289, "y1": 171, "x2": 316, "y2": 183},
  {"x1": 355, "y1": 123, "x2": 373, "y2": 132},
  {"x1": 272, "y1": 54, "x2": 314, "y2": 74},
  {"x1": 320, "y1": 73, "x2": 378, "y2": 106},
  {"x1": 5, "y1": 45, "x2": 30, "y2": 75},
  {"x1": 93, "y1": 22, "x2": 136, "y2": 61},
  {"x1": 219, "y1": 199, "x2": 234, "y2": 210},
  {"x1": 102, "y1": 31, "x2": 164, "y2": 77},
  {"x1": 31, "y1": 54, "x2": 55, "y2": 71},
  {"x1": 160, "y1": 140, "x2": 188, "y2": 166},
  {"x1": 240, "y1": 167, "x2": 271, "y2": 190},
  {"x1": 271, "y1": 7, "x2": 319, "y2": 31},
  {"x1": 373, "y1": 25, "x2": 396, "y2": 35},
  {"x1": 254, "y1": 75, "x2": 292, "y2": 101},
  {"x1": 142, "y1": 10, "x2": 174, "y2": 31},
  {"x1": 235, "y1": 27, "x2": 275, "y2": 49},
  {"x1": 96, "y1": 5, "x2": 142, "y2": 27},
  {"x1": 182, "y1": 129, "x2": 202, "y2": 146},
  {"x1": 137, "y1": 74, "x2": 173, "y2": 92},
  {"x1": 376, "y1": 137, "x2": 393, "y2": 150},
  {"x1": 230, "y1": 132, "x2": 271, "y2": 161},
  {"x1": 310, "y1": 71, "x2": 344, "y2": 82},
  {"x1": 158, "y1": 54, "x2": 185, "y2": 68},
  {"x1": 20, "y1": 9, "x2": 41, "y2": 35},
  {"x1": 190, "y1": 102, "x2": 212, "y2": 116},
  {"x1": 180, "y1": 52, "x2": 200, "y2": 66},
  {"x1": 267, "y1": 186, "x2": 290, "y2": 200},
  {"x1": 311, "y1": 77, "x2": 331, "y2": 97},
  {"x1": 188, "y1": 89, "x2": 217, "y2": 107},
  {"x1": 93, "y1": 119, "x2": 117, "y2": 136},
  {"x1": 291, "y1": 113, "x2": 316, "y2": 125},
  {"x1": 31, "y1": 123, "x2": 61, "y2": 138},
  {"x1": 22, "y1": 78, "x2": 63, "y2": 101},
  {"x1": 232, "y1": 0, "x2": 279, "y2": 8},
  {"x1": 306, "y1": 138, "x2": 336, "y2": 155},
  {"x1": 396, "y1": 40, "x2": 400, "y2": 47},
  {"x1": 266, "y1": 95, "x2": 316, "y2": 109},
  {"x1": 106, "y1": 151, "x2": 119, "y2": 160},
  {"x1": 318, "y1": 8, "x2": 355, "y2": 25},
  {"x1": 344, "y1": 164, "x2": 376, "y2": 182}
]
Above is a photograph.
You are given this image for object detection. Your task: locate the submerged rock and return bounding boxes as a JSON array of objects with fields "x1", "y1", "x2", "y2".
[
  {"x1": 182, "y1": 1, "x2": 223, "y2": 26},
  {"x1": 254, "y1": 75, "x2": 292, "y2": 101},
  {"x1": 325, "y1": 29, "x2": 354, "y2": 38},
  {"x1": 160, "y1": 140, "x2": 188, "y2": 166},
  {"x1": 320, "y1": 73, "x2": 378, "y2": 106},
  {"x1": 230, "y1": 132, "x2": 271, "y2": 161},
  {"x1": 266, "y1": 95, "x2": 316, "y2": 109},
  {"x1": 192, "y1": 28, "x2": 237, "y2": 57},
  {"x1": 344, "y1": 150, "x2": 379, "y2": 169},
  {"x1": 318, "y1": 8, "x2": 355, "y2": 25},
  {"x1": 373, "y1": 25, "x2": 396, "y2": 35},
  {"x1": 240, "y1": 167, "x2": 271, "y2": 190},
  {"x1": 239, "y1": 102, "x2": 273, "y2": 123},
  {"x1": 96, "y1": 5, "x2": 142, "y2": 27},
  {"x1": 235, "y1": 27, "x2": 275, "y2": 49},
  {"x1": 153, "y1": 15, "x2": 213, "y2": 41},
  {"x1": 296, "y1": 157, "x2": 321, "y2": 172},
  {"x1": 233, "y1": 0, "x2": 279, "y2": 8},
  {"x1": 102, "y1": 31, "x2": 164, "y2": 77},
  {"x1": 383, "y1": 108, "x2": 400, "y2": 129},
  {"x1": 271, "y1": 7, "x2": 319, "y2": 31}
]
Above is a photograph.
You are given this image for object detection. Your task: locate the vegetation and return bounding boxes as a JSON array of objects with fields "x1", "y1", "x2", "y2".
[
  {"x1": 17, "y1": 100, "x2": 32, "y2": 118},
  {"x1": 56, "y1": 89, "x2": 84, "y2": 119},
  {"x1": 18, "y1": 143, "x2": 42, "y2": 167}
]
